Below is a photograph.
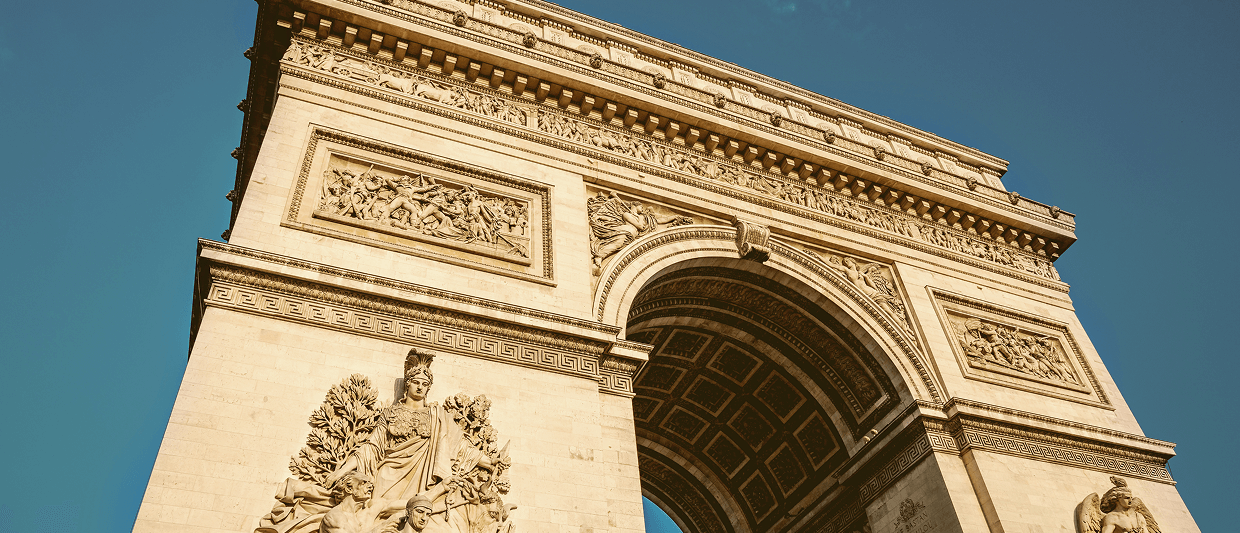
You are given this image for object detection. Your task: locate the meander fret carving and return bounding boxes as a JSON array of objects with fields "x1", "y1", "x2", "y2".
[
  {"x1": 202, "y1": 264, "x2": 643, "y2": 396},
  {"x1": 278, "y1": 36, "x2": 1063, "y2": 285},
  {"x1": 316, "y1": 155, "x2": 531, "y2": 260},
  {"x1": 258, "y1": 350, "x2": 517, "y2": 533},
  {"x1": 1076, "y1": 477, "x2": 1161, "y2": 533},
  {"x1": 587, "y1": 190, "x2": 693, "y2": 276},
  {"x1": 948, "y1": 312, "x2": 1081, "y2": 387},
  {"x1": 805, "y1": 249, "x2": 914, "y2": 336}
]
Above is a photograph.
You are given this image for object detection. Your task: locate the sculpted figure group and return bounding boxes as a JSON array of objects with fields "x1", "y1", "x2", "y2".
[
  {"x1": 821, "y1": 254, "x2": 914, "y2": 334},
  {"x1": 1076, "y1": 477, "x2": 1160, "y2": 533},
  {"x1": 258, "y1": 349, "x2": 516, "y2": 533},
  {"x1": 318, "y1": 164, "x2": 529, "y2": 257},
  {"x1": 951, "y1": 315, "x2": 1081, "y2": 386},
  {"x1": 283, "y1": 36, "x2": 1060, "y2": 282},
  {"x1": 587, "y1": 191, "x2": 692, "y2": 275}
]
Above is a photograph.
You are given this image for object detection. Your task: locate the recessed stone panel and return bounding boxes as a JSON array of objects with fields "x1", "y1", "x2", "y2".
[
  {"x1": 709, "y1": 343, "x2": 760, "y2": 384},
  {"x1": 730, "y1": 403, "x2": 775, "y2": 450},
  {"x1": 766, "y1": 444, "x2": 807, "y2": 494},
  {"x1": 283, "y1": 128, "x2": 554, "y2": 283},
  {"x1": 756, "y1": 372, "x2": 805, "y2": 421},
  {"x1": 686, "y1": 375, "x2": 732, "y2": 415}
]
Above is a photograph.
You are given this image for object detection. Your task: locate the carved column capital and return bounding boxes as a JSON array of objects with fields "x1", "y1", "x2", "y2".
[{"x1": 733, "y1": 217, "x2": 771, "y2": 263}]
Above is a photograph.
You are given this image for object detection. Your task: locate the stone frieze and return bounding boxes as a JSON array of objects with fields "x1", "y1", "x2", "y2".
[{"x1": 279, "y1": 36, "x2": 1064, "y2": 288}]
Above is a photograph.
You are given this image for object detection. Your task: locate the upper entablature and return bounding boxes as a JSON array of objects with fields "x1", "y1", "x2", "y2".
[{"x1": 270, "y1": 0, "x2": 1074, "y2": 236}]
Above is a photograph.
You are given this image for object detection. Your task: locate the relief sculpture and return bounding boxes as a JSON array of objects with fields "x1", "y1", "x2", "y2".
[
  {"x1": 948, "y1": 313, "x2": 1081, "y2": 386},
  {"x1": 317, "y1": 158, "x2": 530, "y2": 259},
  {"x1": 587, "y1": 190, "x2": 692, "y2": 275},
  {"x1": 1076, "y1": 477, "x2": 1161, "y2": 533},
  {"x1": 818, "y1": 252, "x2": 915, "y2": 335},
  {"x1": 282, "y1": 37, "x2": 1061, "y2": 283},
  {"x1": 258, "y1": 349, "x2": 516, "y2": 533}
]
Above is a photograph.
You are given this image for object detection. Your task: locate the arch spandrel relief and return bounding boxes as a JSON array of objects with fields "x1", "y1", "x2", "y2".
[{"x1": 258, "y1": 349, "x2": 516, "y2": 533}]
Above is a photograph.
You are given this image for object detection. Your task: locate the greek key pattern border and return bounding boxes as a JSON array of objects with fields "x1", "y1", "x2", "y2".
[
  {"x1": 200, "y1": 264, "x2": 636, "y2": 395},
  {"x1": 957, "y1": 429, "x2": 1172, "y2": 483}
]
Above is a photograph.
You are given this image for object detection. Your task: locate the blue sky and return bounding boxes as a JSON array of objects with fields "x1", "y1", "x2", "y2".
[{"x1": 0, "y1": 1, "x2": 1235, "y2": 531}]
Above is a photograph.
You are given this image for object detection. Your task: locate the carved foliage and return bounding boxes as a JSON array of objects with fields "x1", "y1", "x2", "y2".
[{"x1": 290, "y1": 374, "x2": 380, "y2": 485}]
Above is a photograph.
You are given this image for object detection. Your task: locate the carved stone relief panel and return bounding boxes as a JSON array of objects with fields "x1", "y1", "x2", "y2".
[
  {"x1": 803, "y1": 247, "x2": 917, "y2": 340},
  {"x1": 285, "y1": 128, "x2": 553, "y2": 284},
  {"x1": 931, "y1": 290, "x2": 1111, "y2": 408},
  {"x1": 586, "y1": 187, "x2": 706, "y2": 280},
  {"x1": 256, "y1": 349, "x2": 517, "y2": 533}
]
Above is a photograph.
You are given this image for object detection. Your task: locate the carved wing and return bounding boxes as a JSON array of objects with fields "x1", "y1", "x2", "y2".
[
  {"x1": 1075, "y1": 493, "x2": 1103, "y2": 533},
  {"x1": 1133, "y1": 498, "x2": 1161, "y2": 533},
  {"x1": 861, "y1": 263, "x2": 896, "y2": 298}
]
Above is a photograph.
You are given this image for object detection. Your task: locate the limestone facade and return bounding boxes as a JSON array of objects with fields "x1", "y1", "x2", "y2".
[{"x1": 134, "y1": 0, "x2": 1199, "y2": 532}]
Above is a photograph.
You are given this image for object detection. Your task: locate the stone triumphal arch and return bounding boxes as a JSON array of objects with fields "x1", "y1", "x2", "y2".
[{"x1": 135, "y1": 1, "x2": 1199, "y2": 532}]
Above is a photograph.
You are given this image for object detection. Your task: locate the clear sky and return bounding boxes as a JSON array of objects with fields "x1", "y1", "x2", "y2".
[{"x1": 0, "y1": 1, "x2": 1235, "y2": 531}]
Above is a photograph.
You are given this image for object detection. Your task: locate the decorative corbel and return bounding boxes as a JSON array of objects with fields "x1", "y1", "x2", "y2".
[{"x1": 733, "y1": 217, "x2": 771, "y2": 263}]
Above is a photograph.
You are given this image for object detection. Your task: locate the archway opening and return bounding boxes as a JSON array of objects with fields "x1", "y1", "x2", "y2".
[{"x1": 626, "y1": 261, "x2": 901, "y2": 533}]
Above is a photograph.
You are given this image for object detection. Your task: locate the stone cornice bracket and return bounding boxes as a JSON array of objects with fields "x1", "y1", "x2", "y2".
[{"x1": 733, "y1": 217, "x2": 771, "y2": 263}]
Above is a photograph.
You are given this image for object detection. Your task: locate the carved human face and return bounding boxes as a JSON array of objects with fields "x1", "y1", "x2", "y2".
[
  {"x1": 409, "y1": 505, "x2": 431, "y2": 530},
  {"x1": 406, "y1": 376, "x2": 431, "y2": 402},
  {"x1": 1115, "y1": 494, "x2": 1133, "y2": 511},
  {"x1": 352, "y1": 478, "x2": 374, "y2": 502}
]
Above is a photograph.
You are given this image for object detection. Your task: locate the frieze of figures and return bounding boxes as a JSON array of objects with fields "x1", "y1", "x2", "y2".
[
  {"x1": 947, "y1": 312, "x2": 1082, "y2": 387},
  {"x1": 282, "y1": 37, "x2": 1060, "y2": 283},
  {"x1": 315, "y1": 155, "x2": 531, "y2": 260}
]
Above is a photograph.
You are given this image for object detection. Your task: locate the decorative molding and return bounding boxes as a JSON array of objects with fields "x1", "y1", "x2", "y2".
[
  {"x1": 732, "y1": 218, "x2": 771, "y2": 263},
  {"x1": 198, "y1": 239, "x2": 616, "y2": 335},
  {"x1": 278, "y1": 70, "x2": 1068, "y2": 294},
  {"x1": 950, "y1": 415, "x2": 1172, "y2": 483},
  {"x1": 199, "y1": 261, "x2": 635, "y2": 396},
  {"x1": 270, "y1": 2, "x2": 1077, "y2": 232},
  {"x1": 286, "y1": 126, "x2": 555, "y2": 284},
  {"x1": 930, "y1": 289, "x2": 1112, "y2": 409},
  {"x1": 275, "y1": 34, "x2": 1069, "y2": 289},
  {"x1": 592, "y1": 226, "x2": 940, "y2": 405},
  {"x1": 586, "y1": 189, "x2": 694, "y2": 277}
]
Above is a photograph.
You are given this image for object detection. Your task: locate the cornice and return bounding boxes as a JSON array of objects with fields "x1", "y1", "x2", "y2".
[
  {"x1": 194, "y1": 246, "x2": 642, "y2": 395},
  {"x1": 265, "y1": 0, "x2": 1076, "y2": 238},
  {"x1": 198, "y1": 240, "x2": 618, "y2": 338},
  {"x1": 273, "y1": 39, "x2": 1069, "y2": 289}
]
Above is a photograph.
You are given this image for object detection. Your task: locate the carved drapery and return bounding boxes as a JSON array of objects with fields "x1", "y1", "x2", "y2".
[{"x1": 586, "y1": 189, "x2": 693, "y2": 276}]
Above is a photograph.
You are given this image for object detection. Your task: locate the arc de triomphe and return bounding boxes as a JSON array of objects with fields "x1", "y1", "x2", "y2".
[{"x1": 134, "y1": 1, "x2": 1199, "y2": 532}]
